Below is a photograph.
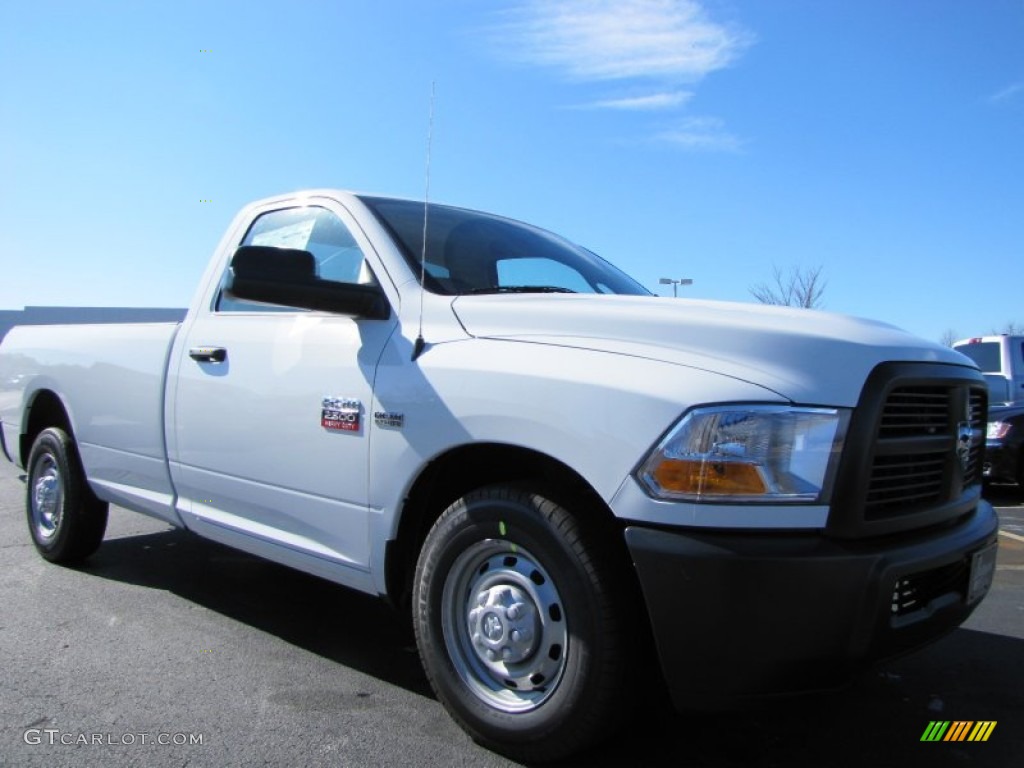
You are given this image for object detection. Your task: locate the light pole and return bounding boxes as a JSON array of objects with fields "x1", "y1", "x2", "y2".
[{"x1": 659, "y1": 277, "x2": 693, "y2": 297}]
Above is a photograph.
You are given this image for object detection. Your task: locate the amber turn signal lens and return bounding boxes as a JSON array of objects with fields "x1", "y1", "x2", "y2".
[{"x1": 652, "y1": 458, "x2": 768, "y2": 497}]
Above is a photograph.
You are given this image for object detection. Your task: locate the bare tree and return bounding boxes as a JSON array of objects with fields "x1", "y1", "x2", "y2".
[
  {"x1": 750, "y1": 265, "x2": 827, "y2": 309},
  {"x1": 991, "y1": 321, "x2": 1024, "y2": 335},
  {"x1": 939, "y1": 329, "x2": 959, "y2": 347}
]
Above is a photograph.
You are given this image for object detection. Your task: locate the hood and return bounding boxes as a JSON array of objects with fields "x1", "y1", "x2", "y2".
[{"x1": 451, "y1": 294, "x2": 972, "y2": 406}]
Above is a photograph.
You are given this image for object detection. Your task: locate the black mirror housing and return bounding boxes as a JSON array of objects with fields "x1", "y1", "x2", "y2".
[{"x1": 226, "y1": 246, "x2": 390, "y2": 320}]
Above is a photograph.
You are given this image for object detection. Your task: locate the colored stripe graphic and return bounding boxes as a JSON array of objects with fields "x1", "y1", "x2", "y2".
[
  {"x1": 920, "y1": 721, "x2": 996, "y2": 742},
  {"x1": 944, "y1": 721, "x2": 972, "y2": 741},
  {"x1": 967, "y1": 722, "x2": 997, "y2": 742},
  {"x1": 921, "y1": 722, "x2": 949, "y2": 741}
]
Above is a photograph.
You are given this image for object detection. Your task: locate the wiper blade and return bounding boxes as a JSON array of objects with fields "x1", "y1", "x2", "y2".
[{"x1": 467, "y1": 285, "x2": 577, "y2": 295}]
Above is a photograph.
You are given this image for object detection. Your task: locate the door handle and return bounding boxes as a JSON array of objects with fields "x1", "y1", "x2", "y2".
[{"x1": 189, "y1": 347, "x2": 227, "y2": 363}]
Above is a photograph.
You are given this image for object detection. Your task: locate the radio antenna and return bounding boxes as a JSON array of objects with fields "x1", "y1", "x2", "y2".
[{"x1": 412, "y1": 81, "x2": 435, "y2": 361}]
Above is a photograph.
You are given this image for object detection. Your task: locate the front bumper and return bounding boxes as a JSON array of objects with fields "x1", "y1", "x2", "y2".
[{"x1": 625, "y1": 500, "x2": 998, "y2": 710}]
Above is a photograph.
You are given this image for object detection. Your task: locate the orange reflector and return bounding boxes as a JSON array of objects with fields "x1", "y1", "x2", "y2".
[{"x1": 652, "y1": 459, "x2": 767, "y2": 496}]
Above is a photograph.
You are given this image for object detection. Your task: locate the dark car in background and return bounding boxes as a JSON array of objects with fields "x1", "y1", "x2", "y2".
[{"x1": 985, "y1": 404, "x2": 1024, "y2": 492}]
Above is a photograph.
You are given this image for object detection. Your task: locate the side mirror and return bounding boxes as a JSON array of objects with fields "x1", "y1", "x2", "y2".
[{"x1": 226, "y1": 246, "x2": 390, "y2": 320}]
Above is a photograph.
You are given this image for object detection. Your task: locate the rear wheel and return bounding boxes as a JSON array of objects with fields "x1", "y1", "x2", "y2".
[
  {"x1": 413, "y1": 485, "x2": 630, "y2": 762},
  {"x1": 26, "y1": 427, "x2": 108, "y2": 563}
]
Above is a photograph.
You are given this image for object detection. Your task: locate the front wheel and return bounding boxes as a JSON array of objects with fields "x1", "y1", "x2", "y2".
[
  {"x1": 413, "y1": 485, "x2": 631, "y2": 762},
  {"x1": 26, "y1": 427, "x2": 108, "y2": 563}
]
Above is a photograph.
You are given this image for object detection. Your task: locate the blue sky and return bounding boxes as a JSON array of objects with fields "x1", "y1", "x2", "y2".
[{"x1": 1, "y1": 0, "x2": 1021, "y2": 343}]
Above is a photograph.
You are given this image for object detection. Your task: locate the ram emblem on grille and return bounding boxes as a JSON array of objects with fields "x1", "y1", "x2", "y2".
[{"x1": 956, "y1": 399, "x2": 973, "y2": 472}]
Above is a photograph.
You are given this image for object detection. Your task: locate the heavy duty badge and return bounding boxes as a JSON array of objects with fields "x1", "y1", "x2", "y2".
[{"x1": 321, "y1": 397, "x2": 361, "y2": 432}]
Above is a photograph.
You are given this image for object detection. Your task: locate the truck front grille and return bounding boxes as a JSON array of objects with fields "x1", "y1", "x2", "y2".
[
  {"x1": 967, "y1": 390, "x2": 985, "y2": 482},
  {"x1": 828, "y1": 363, "x2": 988, "y2": 538},
  {"x1": 878, "y1": 386, "x2": 949, "y2": 438},
  {"x1": 867, "y1": 454, "x2": 945, "y2": 513},
  {"x1": 864, "y1": 384, "x2": 985, "y2": 520}
]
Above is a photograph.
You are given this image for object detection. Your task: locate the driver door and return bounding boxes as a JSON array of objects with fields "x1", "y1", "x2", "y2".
[{"x1": 169, "y1": 203, "x2": 396, "y2": 582}]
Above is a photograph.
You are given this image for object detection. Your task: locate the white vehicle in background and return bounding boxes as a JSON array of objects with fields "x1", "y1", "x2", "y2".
[{"x1": 954, "y1": 335, "x2": 1024, "y2": 405}]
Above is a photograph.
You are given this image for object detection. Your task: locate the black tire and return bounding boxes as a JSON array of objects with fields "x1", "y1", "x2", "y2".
[
  {"x1": 412, "y1": 485, "x2": 630, "y2": 762},
  {"x1": 25, "y1": 427, "x2": 108, "y2": 564}
]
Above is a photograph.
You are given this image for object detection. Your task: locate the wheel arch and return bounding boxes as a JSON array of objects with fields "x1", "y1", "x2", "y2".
[
  {"x1": 384, "y1": 442, "x2": 632, "y2": 611},
  {"x1": 20, "y1": 389, "x2": 75, "y2": 467}
]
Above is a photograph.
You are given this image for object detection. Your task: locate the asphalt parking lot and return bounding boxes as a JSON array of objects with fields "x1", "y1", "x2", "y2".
[{"x1": 1, "y1": 459, "x2": 1021, "y2": 768}]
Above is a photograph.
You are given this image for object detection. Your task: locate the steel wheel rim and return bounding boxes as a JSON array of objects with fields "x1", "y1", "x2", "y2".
[
  {"x1": 441, "y1": 539, "x2": 568, "y2": 713},
  {"x1": 31, "y1": 454, "x2": 63, "y2": 541}
]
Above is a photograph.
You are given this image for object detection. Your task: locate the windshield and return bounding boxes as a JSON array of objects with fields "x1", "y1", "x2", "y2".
[{"x1": 359, "y1": 196, "x2": 651, "y2": 296}]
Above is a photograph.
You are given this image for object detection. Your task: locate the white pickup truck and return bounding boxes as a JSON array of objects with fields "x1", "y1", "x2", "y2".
[
  {"x1": 954, "y1": 334, "x2": 1024, "y2": 405},
  {"x1": 0, "y1": 190, "x2": 999, "y2": 761}
]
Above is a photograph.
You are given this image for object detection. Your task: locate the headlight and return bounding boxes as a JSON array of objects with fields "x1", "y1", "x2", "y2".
[
  {"x1": 987, "y1": 421, "x2": 1011, "y2": 440},
  {"x1": 637, "y1": 405, "x2": 849, "y2": 503}
]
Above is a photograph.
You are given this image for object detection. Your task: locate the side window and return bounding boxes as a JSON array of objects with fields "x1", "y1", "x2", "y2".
[{"x1": 217, "y1": 206, "x2": 377, "y2": 312}]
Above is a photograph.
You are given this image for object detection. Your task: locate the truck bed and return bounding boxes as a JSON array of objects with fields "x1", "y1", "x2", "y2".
[{"x1": 0, "y1": 322, "x2": 182, "y2": 524}]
